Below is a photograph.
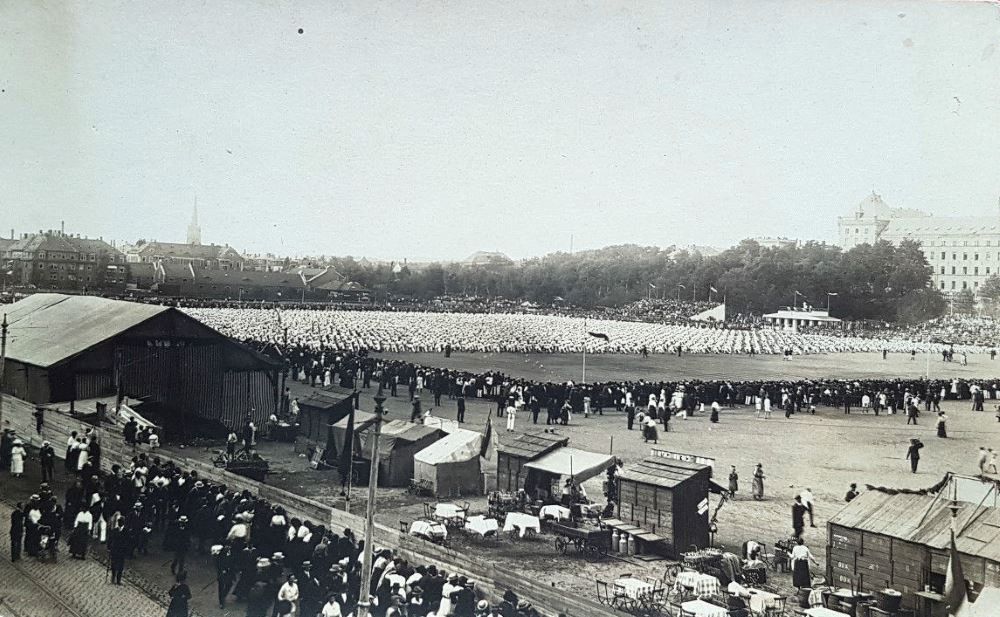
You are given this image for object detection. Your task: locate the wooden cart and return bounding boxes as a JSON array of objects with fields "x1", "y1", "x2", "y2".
[{"x1": 550, "y1": 522, "x2": 611, "y2": 561}]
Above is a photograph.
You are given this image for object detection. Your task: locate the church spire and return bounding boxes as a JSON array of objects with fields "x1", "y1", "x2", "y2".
[{"x1": 187, "y1": 198, "x2": 202, "y2": 245}]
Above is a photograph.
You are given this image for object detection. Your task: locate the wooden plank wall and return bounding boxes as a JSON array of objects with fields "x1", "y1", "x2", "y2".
[{"x1": 826, "y1": 524, "x2": 1000, "y2": 608}]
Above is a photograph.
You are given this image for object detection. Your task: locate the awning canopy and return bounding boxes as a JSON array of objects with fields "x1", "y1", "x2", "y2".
[{"x1": 524, "y1": 447, "x2": 614, "y2": 484}]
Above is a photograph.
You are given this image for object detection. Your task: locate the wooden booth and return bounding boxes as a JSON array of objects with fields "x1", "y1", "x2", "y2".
[
  {"x1": 495, "y1": 431, "x2": 569, "y2": 496},
  {"x1": 611, "y1": 457, "x2": 714, "y2": 557},
  {"x1": 827, "y1": 482, "x2": 1000, "y2": 614},
  {"x1": 296, "y1": 390, "x2": 355, "y2": 442}
]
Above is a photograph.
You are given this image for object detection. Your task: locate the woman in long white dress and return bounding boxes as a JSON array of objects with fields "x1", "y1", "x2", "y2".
[
  {"x1": 76, "y1": 439, "x2": 89, "y2": 472},
  {"x1": 10, "y1": 439, "x2": 26, "y2": 477}
]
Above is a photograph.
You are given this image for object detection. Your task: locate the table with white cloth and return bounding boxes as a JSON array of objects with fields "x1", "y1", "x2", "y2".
[
  {"x1": 408, "y1": 520, "x2": 447, "y2": 541},
  {"x1": 502, "y1": 512, "x2": 541, "y2": 538},
  {"x1": 681, "y1": 599, "x2": 728, "y2": 617},
  {"x1": 539, "y1": 505, "x2": 571, "y2": 521},
  {"x1": 804, "y1": 608, "x2": 852, "y2": 617},
  {"x1": 434, "y1": 503, "x2": 468, "y2": 525},
  {"x1": 463, "y1": 515, "x2": 499, "y2": 538},
  {"x1": 613, "y1": 577, "x2": 653, "y2": 599},
  {"x1": 746, "y1": 588, "x2": 782, "y2": 613},
  {"x1": 673, "y1": 571, "x2": 722, "y2": 597}
]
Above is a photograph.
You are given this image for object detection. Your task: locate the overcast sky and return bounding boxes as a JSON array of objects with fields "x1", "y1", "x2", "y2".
[{"x1": 2, "y1": 1, "x2": 999, "y2": 261}]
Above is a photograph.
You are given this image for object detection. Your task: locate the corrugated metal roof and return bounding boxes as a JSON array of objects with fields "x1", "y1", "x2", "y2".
[
  {"x1": 617, "y1": 457, "x2": 710, "y2": 489},
  {"x1": 496, "y1": 431, "x2": 568, "y2": 460},
  {"x1": 828, "y1": 489, "x2": 1000, "y2": 562},
  {"x1": 3, "y1": 293, "x2": 170, "y2": 367}
]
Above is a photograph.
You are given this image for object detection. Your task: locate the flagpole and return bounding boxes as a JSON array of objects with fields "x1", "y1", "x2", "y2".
[{"x1": 582, "y1": 320, "x2": 587, "y2": 383}]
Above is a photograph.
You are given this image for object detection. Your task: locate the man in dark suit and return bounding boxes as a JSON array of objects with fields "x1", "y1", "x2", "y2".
[{"x1": 906, "y1": 438, "x2": 923, "y2": 473}]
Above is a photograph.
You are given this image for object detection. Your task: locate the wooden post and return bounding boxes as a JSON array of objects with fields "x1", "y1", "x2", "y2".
[
  {"x1": 0, "y1": 313, "x2": 7, "y2": 431},
  {"x1": 355, "y1": 389, "x2": 386, "y2": 617}
]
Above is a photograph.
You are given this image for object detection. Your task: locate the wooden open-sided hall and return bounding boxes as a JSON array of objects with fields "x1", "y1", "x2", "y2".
[{"x1": 1, "y1": 293, "x2": 280, "y2": 436}]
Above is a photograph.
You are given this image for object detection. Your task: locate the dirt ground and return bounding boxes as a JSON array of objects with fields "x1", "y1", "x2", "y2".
[{"x1": 244, "y1": 350, "x2": 1000, "y2": 602}]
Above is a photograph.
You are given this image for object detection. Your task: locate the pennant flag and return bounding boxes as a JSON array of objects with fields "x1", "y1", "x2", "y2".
[
  {"x1": 710, "y1": 286, "x2": 718, "y2": 293},
  {"x1": 588, "y1": 332, "x2": 610, "y2": 341},
  {"x1": 828, "y1": 292, "x2": 839, "y2": 296},
  {"x1": 794, "y1": 290, "x2": 803, "y2": 296},
  {"x1": 648, "y1": 283, "x2": 657, "y2": 289},
  {"x1": 944, "y1": 529, "x2": 968, "y2": 615},
  {"x1": 338, "y1": 403, "x2": 356, "y2": 486},
  {"x1": 677, "y1": 284, "x2": 686, "y2": 289}
]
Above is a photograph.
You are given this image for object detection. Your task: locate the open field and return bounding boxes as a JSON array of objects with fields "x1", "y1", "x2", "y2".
[
  {"x1": 271, "y1": 354, "x2": 1000, "y2": 601},
  {"x1": 374, "y1": 349, "x2": 1000, "y2": 382}
]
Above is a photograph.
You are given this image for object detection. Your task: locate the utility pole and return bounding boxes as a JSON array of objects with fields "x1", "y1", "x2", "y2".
[
  {"x1": 355, "y1": 388, "x2": 386, "y2": 617},
  {"x1": 0, "y1": 314, "x2": 7, "y2": 431}
]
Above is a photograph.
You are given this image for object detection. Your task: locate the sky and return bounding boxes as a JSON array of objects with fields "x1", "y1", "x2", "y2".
[{"x1": 2, "y1": 0, "x2": 999, "y2": 262}]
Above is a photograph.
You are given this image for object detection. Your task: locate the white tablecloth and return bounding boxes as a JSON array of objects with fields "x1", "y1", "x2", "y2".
[
  {"x1": 434, "y1": 503, "x2": 467, "y2": 521},
  {"x1": 682, "y1": 599, "x2": 727, "y2": 617},
  {"x1": 464, "y1": 515, "x2": 499, "y2": 537},
  {"x1": 502, "y1": 512, "x2": 541, "y2": 537},
  {"x1": 804, "y1": 608, "x2": 852, "y2": 617},
  {"x1": 673, "y1": 571, "x2": 721, "y2": 597},
  {"x1": 746, "y1": 588, "x2": 781, "y2": 613},
  {"x1": 539, "y1": 505, "x2": 571, "y2": 520},
  {"x1": 614, "y1": 577, "x2": 653, "y2": 599},
  {"x1": 409, "y1": 520, "x2": 447, "y2": 540}
]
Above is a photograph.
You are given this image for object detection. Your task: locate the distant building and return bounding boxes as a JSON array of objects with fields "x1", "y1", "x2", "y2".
[
  {"x1": 243, "y1": 252, "x2": 285, "y2": 272},
  {"x1": 462, "y1": 251, "x2": 513, "y2": 267},
  {"x1": 754, "y1": 236, "x2": 799, "y2": 249},
  {"x1": 837, "y1": 192, "x2": 1000, "y2": 295},
  {"x1": 2, "y1": 228, "x2": 126, "y2": 291},
  {"x1": 135, "y1": 241, "x2": 244, "y2": 270}
]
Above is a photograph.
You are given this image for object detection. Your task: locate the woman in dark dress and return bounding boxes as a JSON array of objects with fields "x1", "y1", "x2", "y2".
[{"x1": 167, "y1": 572, "x2": 192, "y2": 617}]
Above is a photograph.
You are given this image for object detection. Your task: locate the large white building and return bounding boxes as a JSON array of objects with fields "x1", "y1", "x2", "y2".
[{"x1": 837, "y1": 192, "x2": 1000, "y2": 295}]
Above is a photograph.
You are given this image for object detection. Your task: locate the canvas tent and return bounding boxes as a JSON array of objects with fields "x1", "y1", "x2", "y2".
[
  {"x1": 360, "y1": 420, "x2": 443, "y2": 487},
  {"x1": 413, "y1": 429, "x2": 483, "y2": 498},
  {"x1": 329, "y1": 410, "x2": 376, "y2": 463}
]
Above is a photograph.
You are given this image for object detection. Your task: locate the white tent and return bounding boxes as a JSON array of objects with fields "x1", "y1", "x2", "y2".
[{"x1": 413, "y1": 429, "x2": 483, "y2": 498}]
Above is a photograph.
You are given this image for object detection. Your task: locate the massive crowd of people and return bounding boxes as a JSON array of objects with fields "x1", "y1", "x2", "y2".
[
  {"x1": 3, "y1": 440, "x2": 544, "y2": 617},
  {"x1": 185, "y1": 306, "x2": 990, "y2": 356}
]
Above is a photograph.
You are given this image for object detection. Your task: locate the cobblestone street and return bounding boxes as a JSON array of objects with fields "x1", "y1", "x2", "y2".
[{"x1": 0, "y1": 501, "x2": 168, "y2": 617}]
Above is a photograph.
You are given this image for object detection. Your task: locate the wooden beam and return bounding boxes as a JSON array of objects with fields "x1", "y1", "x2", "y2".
[{"x1": 957, "y1": 484, "x2": 995, "y2": 538}]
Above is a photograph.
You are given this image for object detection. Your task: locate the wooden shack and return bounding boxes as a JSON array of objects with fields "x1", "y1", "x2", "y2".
[
  {"x1": 826, "y1": 485, "x2": 1000, "y2": 611},
  {"x1": 495, "y1": 431, "x2": 569, "y2": 496},
  {"x1": 296, "y1": 390, "x2": 355, "y2": 442},
  {"x1": 612, "y1": 457, "x2": 714, "y2": 557}
]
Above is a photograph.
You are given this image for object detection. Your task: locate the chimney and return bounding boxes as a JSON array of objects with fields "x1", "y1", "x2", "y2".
[{"x1": 60, "y1": 220, "x2": 65, "y2": 235}]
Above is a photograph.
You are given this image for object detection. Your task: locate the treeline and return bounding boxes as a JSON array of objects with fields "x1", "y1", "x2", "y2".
[{"x1": 325, "y1": 239, "x2": 945, "y2": 322}]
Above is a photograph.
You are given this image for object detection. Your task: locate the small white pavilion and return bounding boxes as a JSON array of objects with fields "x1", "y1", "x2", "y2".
[{"x1": 763, "y1": 307, "x2": 841, "y2": 331}]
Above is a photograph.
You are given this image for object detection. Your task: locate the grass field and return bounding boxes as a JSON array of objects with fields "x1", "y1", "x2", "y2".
[{"x1": 375, "y1": 349, "x2": 1000, "y2": 382}]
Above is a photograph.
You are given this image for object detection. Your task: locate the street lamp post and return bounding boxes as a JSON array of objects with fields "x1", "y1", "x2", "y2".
[{"x1": 355, "y1": 388, "x2": 387, "y2": 617}]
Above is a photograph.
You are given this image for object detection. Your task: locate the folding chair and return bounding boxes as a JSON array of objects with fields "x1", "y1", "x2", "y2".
[
  {"x1": 596, "y1": 580, "x2": 612, "y2": 605},
  {"x1": 399, "y1": 520, "x2": 409, "y2": 533},
  {"x1": 422, "y1": 502, "x2": 434, "y2": 519}
]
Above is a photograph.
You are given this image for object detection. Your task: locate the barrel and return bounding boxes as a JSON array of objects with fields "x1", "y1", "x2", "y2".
[{"x1": 877, "y1": 589, "x2": 903, "y2": 613}]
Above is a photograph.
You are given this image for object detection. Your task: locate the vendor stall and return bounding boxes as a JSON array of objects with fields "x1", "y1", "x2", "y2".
[
  {"x1": 495, "y1": 431, "x2": 568, "y2": 495},
  {"x1": 413, "y1": 428, "x2": 483, "y2": 497},
  {"x1": 611, "y1": 457, "x2": 715, "y2": 557},
  {"x1": 523, "y1": 446, "x2": 615, "y2": 503},
  {"x1": 296, "y1": 390, "x2": 354, "y2": 441}
]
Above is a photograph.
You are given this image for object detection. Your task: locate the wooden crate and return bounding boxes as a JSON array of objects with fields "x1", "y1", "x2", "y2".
[{"x1": 830, "y1": 526, "x2": 862, "y2": 551}]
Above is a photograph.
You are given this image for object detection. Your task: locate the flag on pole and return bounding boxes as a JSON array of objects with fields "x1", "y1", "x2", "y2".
[
  {"x1": 710, "y1": 286, "x2": 718, "y2": 293},
  {"x1": 648, "y1": 283, "x2": 656, "y2": 289},
  {"x1": 588, "y1": 332, "x2": 610, "y2": 341},
  {"x1": 794, "y1": 290, "x2": 802, "y2": 296},
  {"x1": 944, "y1": 529, "x2": 968, "y2": 616},
  {"x1": 828, "y1": 292, "x2": 839, "y2": 296},
  {"x1": 677, "y1": 284, "x2": 686, "y2": 289}
]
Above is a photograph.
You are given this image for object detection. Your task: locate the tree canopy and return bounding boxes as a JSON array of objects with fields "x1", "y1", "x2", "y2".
[{"x1": 322, "y1": 239, "x2": 942, "y2": 322}]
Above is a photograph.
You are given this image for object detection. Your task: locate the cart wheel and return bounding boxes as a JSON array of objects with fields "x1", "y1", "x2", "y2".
[{"x1": 555, "y1": 536, "x2": 569, "y2": 553}]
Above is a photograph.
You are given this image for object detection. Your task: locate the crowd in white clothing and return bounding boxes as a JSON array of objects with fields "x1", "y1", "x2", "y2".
[{"x1": 184, "y1": 308, "x2": 991, "y2": 356}]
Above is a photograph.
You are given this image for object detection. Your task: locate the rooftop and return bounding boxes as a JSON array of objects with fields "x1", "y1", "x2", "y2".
[
  {"x1": 617, "y1": 457, "x2": 711, "y2": 489},
  {"x1": 496, "y1": 430, "x2": 569, "y2": 460}
]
